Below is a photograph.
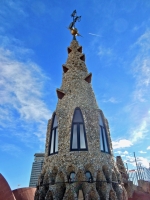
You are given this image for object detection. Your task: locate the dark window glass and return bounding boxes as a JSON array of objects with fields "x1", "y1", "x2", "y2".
[
  {"x1": 99, "y1": 114, "x2": 109, "y2": 153},
  {"x1": 73, "y1": 109, "x2": 83, "y2": 122},
  {"x1": 70, "y1": 108, "x2": 88, "y2": 151},
  {"x1": 53, "y1": 115, "x2": 58, "y2": 127},
  {"x1": 49, "y1": 114, "x2": 58, "y2": 155}
]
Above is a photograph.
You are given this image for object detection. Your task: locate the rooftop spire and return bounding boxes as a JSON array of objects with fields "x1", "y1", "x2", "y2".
[{"x1": 68, "y1": 10, "x2": 82, "y2": 40}]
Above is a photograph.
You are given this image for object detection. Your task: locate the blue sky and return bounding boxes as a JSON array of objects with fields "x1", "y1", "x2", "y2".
[{"x1": 0, "y1": 0, "x2": 150, "y2": 189}]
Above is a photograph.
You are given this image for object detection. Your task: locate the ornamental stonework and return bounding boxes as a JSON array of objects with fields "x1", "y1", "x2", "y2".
[{"x1": 34, "y1": 40, "x2": 128, "y2": 200}]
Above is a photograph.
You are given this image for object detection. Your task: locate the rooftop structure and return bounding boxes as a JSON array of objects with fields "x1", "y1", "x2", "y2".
[
  {"x1": 0, "y1": 173, "x2": 36, "y2": 200},
  {"x1": 34, "y1": 11, "x2": 150, "y2": 200},
  {"x1": 34, "y1": 11, "x2": 129, "y2": 199}
]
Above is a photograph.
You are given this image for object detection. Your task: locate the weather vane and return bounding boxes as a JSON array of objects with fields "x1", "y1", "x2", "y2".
[{"x1": 68, "y1": 10, "x2": 82, "y2": 40}]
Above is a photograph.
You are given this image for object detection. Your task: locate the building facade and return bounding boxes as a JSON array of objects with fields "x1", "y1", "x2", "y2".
[
  {"x1": 34, "y1": 40, "x2": 129, "y2": 200},
  {"x1": 29, "y1": 153, "x2": 45, "y2": 187}
]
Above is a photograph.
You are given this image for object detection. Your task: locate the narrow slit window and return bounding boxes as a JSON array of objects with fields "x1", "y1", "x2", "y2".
[
  {"x1": 49, "y1": 114, "x2": 58, "y2": 155},
  {"x1": 99, "y1": 114, "x2": 110, "y2": 153},
  {"x1": 70, "y1": 108, "x2": 88, "y2": 151}
]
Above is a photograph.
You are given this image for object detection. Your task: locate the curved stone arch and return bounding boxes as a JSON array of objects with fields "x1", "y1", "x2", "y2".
[
  {"x1": 45, "y1": 190, "x2": 54, "y2": 200},
  {"x1": 84, "y1": 163, "x2": 95, "y2": 180},
  {"x1": 55, "y1": 170, "x2": 66, "y2": 182},
  {"x1": 48, "y1": 166, "x2": 58, "y2": 184},
  {"x1": 114, "y1": 166, "x2": 122, "y2": 182},
  {"x1": 76, "y1": 169, "x2": 85, "y2": 182},
  {"x1": 43, "y1": 171, "x2": 49, "y2": 184},
  {"x1": 112, "y1": 182, "x2": 124, "y2": 200},
  {"x1": 112, "y1": 170, "x2": 117, "y2": 182},
  {"x1": 86, "y1": 188, "x2": 100, "y2": 200},
  {"x1": 38, "y1": 170, "x2": 46, "y2": 186},
  {"x1": 74, "y1": 169, "x2": 86, "y2": 196},
  {"x1": 109, "y1": 189, "x2": 117, "y2": 200},
  {"x1": 111, "y1": 169, "x2": 122, "y2": 199},
  {"x1": 63, "y1": 188, "x2": 77, "y2": 200},
  {"x1": 96, "y1": 170, "x2": 107, "y2": 200},
  {"x1": 55, "y1": 170, "x2": 66, "y2": 199},
  {"x1": 66, "y1": 164, "x2": 77, "y2": 178},
  {"x1": 102, "y1": 165, "x2": 111, "y2": 182},
  {"x1": 42, "y1": 172, "x2": 50, "y2": 195}
]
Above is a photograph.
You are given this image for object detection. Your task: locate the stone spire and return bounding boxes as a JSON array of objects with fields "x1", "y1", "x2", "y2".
[
  {"x1": 35, "y1": 40, "x2": 128, "y2": 200},
  {"x1": 57, "y1": 40, "x2": 98, "y2": 110}
]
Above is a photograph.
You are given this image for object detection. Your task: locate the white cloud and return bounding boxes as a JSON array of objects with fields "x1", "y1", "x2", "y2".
[
  {"x1": 126, "y1": 155, "x2": 150, "y2": 168},
  {"x1": 103, "y1": 97, "x2": 119, "y2": 103},
  {"x1": 130, "y1": 118, "x2": 149, "y2": 143},
  {"x1": 147, "y1": 146, "x2": 150, "y2": 150},
  {"x1": 0, "y1": 49, "x2": 51, "y2": 120},
  {"x1": 115, "y1": 150, "x2": 129, "y2": 155},
  {"x1": 98, "y1": 46, "x2": 112, "y2": 57},
  {"x1": 0, "y1": 47, "x2": 52, "y2": 145},
  {"x1": 123, "y1": 150, "x2": 128, "y2": 155},
  {"x1": 0, "y1": 143, "x2": 21, "y2": 156},
  {"x1": 89, "y1": 33, "x2": 101, "y2": 37},
  {"x1": 131, "y1": 30, "x2": 150, "y2": 102},
  {"x1": 139, "y1": 151, "x2": 147, "y2": 154},
  {"x1": 124, "y1": 30, "x2": 150, "y2": 143},
  {"x1": 112, "y1": 139, "x2": 133, "y2": 149}
]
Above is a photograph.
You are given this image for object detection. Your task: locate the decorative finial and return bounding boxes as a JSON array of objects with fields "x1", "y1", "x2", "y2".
[{"x1": 68, "y1": 10, "x2": 82, "y2": 40}]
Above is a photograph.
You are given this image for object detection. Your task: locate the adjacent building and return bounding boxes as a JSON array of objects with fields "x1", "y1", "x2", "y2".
[{"x1": 29, "y1": 153, "x2": 45, "y2": 187}]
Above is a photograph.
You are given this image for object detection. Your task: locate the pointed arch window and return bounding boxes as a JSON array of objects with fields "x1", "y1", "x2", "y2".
[
  {"x1": 99, "y1": 114, "x2": 109, "y2": 153},
  {"x1": 49, "y1": 114, "x2": 58, "y2": 155},
  {"x1": 70, "y1": 108, "x2": 88, "y2": 151}
]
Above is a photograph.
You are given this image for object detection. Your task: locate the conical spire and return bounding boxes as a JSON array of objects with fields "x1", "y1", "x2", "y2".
[{"x1": 56, "y1": 40, "x2": 98, "y2": 110}]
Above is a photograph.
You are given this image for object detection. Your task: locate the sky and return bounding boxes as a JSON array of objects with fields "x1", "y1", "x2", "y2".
[{"x1": 0, "y1": 0, "x2": 150, "y2": 190}]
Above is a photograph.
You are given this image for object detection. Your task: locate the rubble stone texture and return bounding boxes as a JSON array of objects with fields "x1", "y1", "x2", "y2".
[{"x1": 34, "y1": 40, "x2": 128, "y2": 200}]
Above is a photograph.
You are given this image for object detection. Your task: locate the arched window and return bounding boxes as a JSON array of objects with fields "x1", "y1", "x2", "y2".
[
  {"x1": 68, "y1": 172, "x2": 76, "y2": 183},
  {"x1": 49, "y1": 114, "x2": 58, "y2": 155},
  {"x1": 99, "y1": 114, "x2": 109, "y2": 153},
  {"x1": 70, "y1": 108, "x2": 88, "y2": 151},
  {"x1": 85, "y1": 171, "x2": 93, "y2": 183}
]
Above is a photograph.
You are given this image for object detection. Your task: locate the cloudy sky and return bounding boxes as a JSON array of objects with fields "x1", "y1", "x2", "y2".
[{"x1": 0, "y1": 0, "x2": 150, "y2": 189}]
